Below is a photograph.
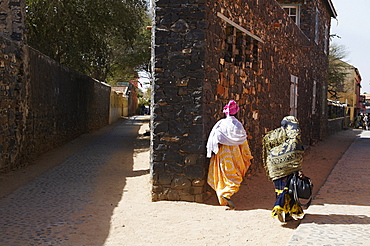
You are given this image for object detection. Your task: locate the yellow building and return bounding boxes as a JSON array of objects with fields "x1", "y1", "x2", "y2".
[{"x1": 328, "y1": 61, "x2": 362, "y2": 122}]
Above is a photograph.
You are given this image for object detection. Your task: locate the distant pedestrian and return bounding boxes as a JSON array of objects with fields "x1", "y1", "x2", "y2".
[
  {"x1": 206, "y1": 100, "x2": 253, "y2": 210},
  {"x1": 363, "y1": 114, "x2": 369, "y2": 130},
  {"x1": 354, "y1": 114, "x2": 361, "y2": 128},
  {"x1": 262, "y1": 116, "x2": 305, "y2": 223},
  {"x1": 145, "y1": 105, "x2": 150, "y2": 115}
]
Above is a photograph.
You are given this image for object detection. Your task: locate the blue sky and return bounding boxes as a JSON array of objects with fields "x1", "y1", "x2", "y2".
[{"x1": 330, "y1": 0, "x2": 370, "y2": 93}]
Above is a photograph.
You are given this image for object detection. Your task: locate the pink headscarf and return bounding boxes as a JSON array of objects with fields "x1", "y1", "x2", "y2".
[{"x1": 223, "y1": 100, "x2": 239, "y2": 116}]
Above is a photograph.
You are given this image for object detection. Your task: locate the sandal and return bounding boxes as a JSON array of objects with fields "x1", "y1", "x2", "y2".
[
  {"x1": 222, "y1": 196, "x2": 235, "y2": 210},
  {"x1": 277, "y1": 211, "x2": 285, "y2": 222}
]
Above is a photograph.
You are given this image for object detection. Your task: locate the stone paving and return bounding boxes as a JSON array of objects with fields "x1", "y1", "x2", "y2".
[
  {"x1": 1, "y1": 117, "x2": 369, "y2": 246},
  {"x1": 287, "y1": 130, "x2": 370, "y2": 245},
  {"x1": 0, "y1": 116, "x2": 146, "y2": 246}
]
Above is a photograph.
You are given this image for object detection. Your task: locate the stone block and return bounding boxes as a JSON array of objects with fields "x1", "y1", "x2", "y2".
[
  {"x1": 188, "y1": 60, "x2": 203, "y2": 71},
  {"x1": 176, "y1": 78, "x2": 189, "y2": 87},
  {"x1": 152, "y1": 162, "x2": 165, "y2": 173},
  {"x1": 165, "y1": 162, "x2": 183, "y2": 174},
  {"x1": 185, "y1": 165, "x2": 204, "y2": 179},
  {"x1": 158, "y1": 173, "x2": 173, "y2": 185},
  {"x1": 184, "y1": 154, "x2": 198, "y2": 166},
  {"x1": 192, "y1": 179, "x2": 205, "y2": 187},
  {"x1": 180, "y1": 143, "x2": 202, "y2": 154},
  {"x1": 168, "y1": 51, "x2": 185, "y2": 60},
  {"x1": 185, "y1": 29, "x2": 205, "y2": 41},
  {"x1": 153, "y1": 122, "x2": 169, "y2": 133},
  {"x1": 151, "y1": 192, "x2": 159, "y2": 201},
  {"x1": 189, "y1": 186, "x2": 203, "y2": 195},
  {"x1": 156, "y1": 191, "x2": 168, "y2": 201},
  {"x1": 152, "y1": 185, "x2": 163, "y2": 193},
  {"x1": 170, "y1": 19, "x2": 190, "y2": 32},
  {"x1": 169, "y1": 122, "x2": 187, "y2": 135},
  {"x1": 171, "y1": 176, "x2": 191, "y2": 190},
  {"x1": 186, "y1": 70, "x2": 205, "y2": 79},
  {"x1": 163, "y1": 151, "x2": 183, "y2": 162},
  {"x1": 167, "y1": 189, "x2": 180, "y2": 200},
  {"x1": 195, "y1": 194, "x2": 204, "y2": 203},
  {"x1": 179, "y1": 193, "x2": 195, "y2": 202}
]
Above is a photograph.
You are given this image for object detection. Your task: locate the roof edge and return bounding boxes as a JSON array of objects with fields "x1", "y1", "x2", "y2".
[{"x1": 325, "y1": 0, "x2": 337, "y2": 18}]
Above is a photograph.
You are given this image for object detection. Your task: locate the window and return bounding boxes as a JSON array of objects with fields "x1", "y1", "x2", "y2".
[
  {"x1": 365, "y1": 98, "x2": 370, "y2": 107},
  {"x1": 290, "y1": 75, "x2": 298, "y2": 117},
  {"x1": 324, "y1": 23, "x2": 329, "y2": 54},
  {"x1": 282, "y1": 5, "x2": 300, "y2": 26},
  {"x1": 218, "y1": 13, "x2": 262, "y2": 71},
  {"x1": 312, "y1": 81, "x2": 317, "y2": 115},
  {"x1": 322, "y1": 84, "x2": 326, "y2": 115},
  {"x1": 224, "y1": 25, "x2": 259, "y2": 70},
  {"x1": 315, "y1": 7, "x2": 320, "y2": 44}
]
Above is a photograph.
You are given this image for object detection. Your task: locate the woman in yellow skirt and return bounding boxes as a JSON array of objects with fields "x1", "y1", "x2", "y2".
[{"x1": 206, "y1": 100, "x2": 253, "y2": 209}]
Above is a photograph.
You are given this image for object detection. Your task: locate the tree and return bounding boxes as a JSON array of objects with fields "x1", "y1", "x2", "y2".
[
  {"x1": 328, "y1": 43, "x2": 350, "y2": 100},
  {"x1": 26, "y1": 0, "x2": 151, "y2": 82},
  {"x1": 108, "y1": 17, "x2": 152, "y2": 84}
]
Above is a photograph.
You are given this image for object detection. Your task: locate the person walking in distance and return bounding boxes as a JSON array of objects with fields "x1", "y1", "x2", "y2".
[
  {"x1": 363, "y1": 114, "x2": 369, "y2": 130},
  {"x1": 206, "y1": 100, "x2": 253, "y2": 210}
]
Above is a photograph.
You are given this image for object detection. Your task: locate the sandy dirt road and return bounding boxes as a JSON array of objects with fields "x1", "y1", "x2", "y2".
[{"x1": 0, "y1": 117, "x2": 358, "y2": 245}]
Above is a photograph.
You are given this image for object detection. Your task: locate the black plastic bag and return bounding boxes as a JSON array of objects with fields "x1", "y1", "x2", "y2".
[{"x1": 288, "y1": 172, "x2": 313, "y2": 207}]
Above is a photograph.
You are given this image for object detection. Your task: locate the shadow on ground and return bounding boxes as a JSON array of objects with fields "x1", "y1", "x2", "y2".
[
  {"x1": 67, "y1": 116, "x2": 151, "y2": 245},
  {"x1": 0, "y1": 117, "x2": 150, "y2": 245}
]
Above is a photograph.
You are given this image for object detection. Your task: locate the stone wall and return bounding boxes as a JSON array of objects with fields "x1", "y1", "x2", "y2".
[
  {"x1": 0, "y1": 0, "x2": 123, "y2": 174},
  {"x1": 0, "y1": 42, "x2": 111, "y2": 173},
  {"x1": 151, "y1": 0, "x2": 208, "y2": 202},
  {"x1": 0, "y1": 0, "x2": 25, "y2": 42},
  {"x1": 20, "y1": 48, "x2": 110, "y2": 171},
  {"x1": 151, "y1": 0, "x2": 333, "y2": 202},
  {"x1": 0, "y1": 0, "x2": 29, "y2": 172},
  {"x1": 0, "y1": 35, "x2": 28, "y2": 172},
  {"x1": 327, "y1": 116, "x2": 350, "y2": 135}
]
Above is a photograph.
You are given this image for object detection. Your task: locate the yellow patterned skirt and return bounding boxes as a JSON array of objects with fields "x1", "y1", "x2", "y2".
[
  {"x1": 272, "y1": 175, "x2": 304, "y2": 220},
  {"x1": 207, "y1": 141, "x2": 253, "y2": 206}
]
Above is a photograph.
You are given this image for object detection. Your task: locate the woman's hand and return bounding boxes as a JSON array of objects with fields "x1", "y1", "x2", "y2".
[{"x1": 298, "y1": 170, "x2": 305, "y2": 178}]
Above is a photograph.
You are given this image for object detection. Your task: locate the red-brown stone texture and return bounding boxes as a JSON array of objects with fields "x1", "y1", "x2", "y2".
[{"x1": 151, "y1": 0, "x2": 336, "y2": 201}]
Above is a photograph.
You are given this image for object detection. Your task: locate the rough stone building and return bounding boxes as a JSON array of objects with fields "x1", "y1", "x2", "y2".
[{"x1": 150, "y1": 0, "x2": 337, "y2": 202}]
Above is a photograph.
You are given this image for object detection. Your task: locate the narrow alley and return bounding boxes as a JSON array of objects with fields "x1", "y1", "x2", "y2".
[
  {"x1": 0, "y1": 116, "x2": 369, "y2": 245},
  {"x1": 0, "y1": 116, "x2": 150, "y2": 245}
]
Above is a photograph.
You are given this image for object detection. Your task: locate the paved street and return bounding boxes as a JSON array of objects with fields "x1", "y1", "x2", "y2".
[
  {"x1": 288, "y1": 130, "x2": 370, "y2": 245},
  {"x1": 0, "y1": 116, "x2": 369, "y2": 245},
  {"x1": 0, "y1": 116, "x2": 148, "y2": 246}
]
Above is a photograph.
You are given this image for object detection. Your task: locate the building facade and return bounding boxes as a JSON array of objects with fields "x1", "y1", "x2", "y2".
[
  {"x1": 361, "y1": 94, "x2": 370, "y2": 114},
  {"x1": 151, "y1": 0, "x2": 337, "y2": 202},
  {"x1": 327, "y1": 61, "x2": 362, "y2": 122}
]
